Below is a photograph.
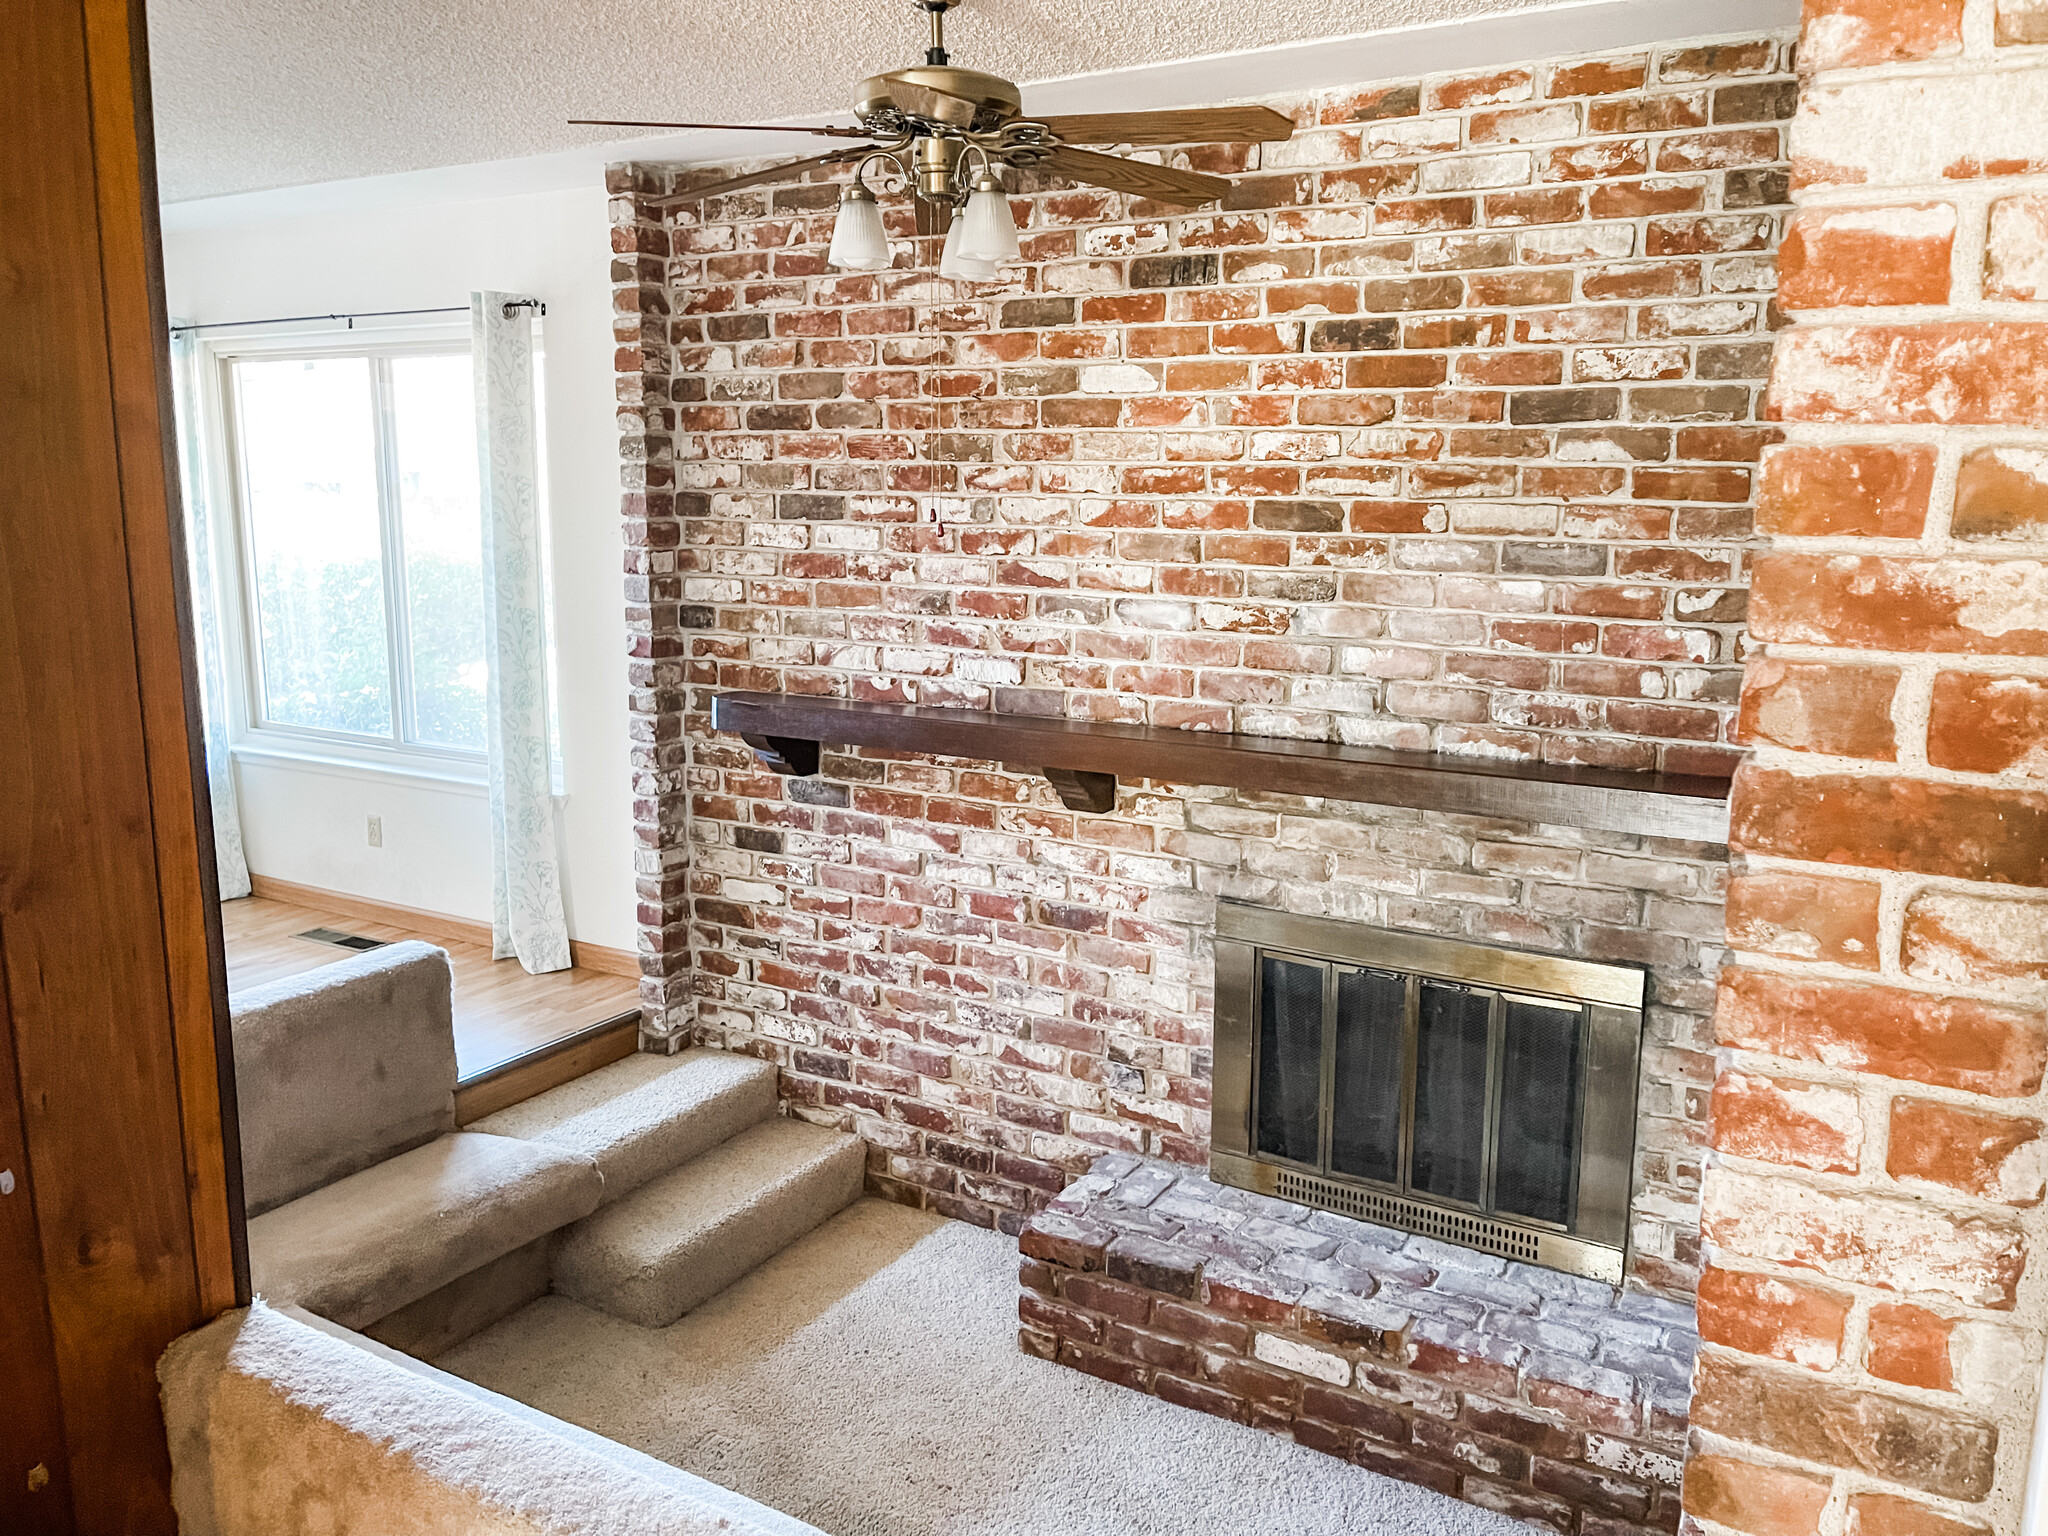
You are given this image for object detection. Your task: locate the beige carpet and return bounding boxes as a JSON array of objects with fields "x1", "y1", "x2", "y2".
[{"x1": 439, "y1": 1199, "x2": 1519, "y2": 1536}]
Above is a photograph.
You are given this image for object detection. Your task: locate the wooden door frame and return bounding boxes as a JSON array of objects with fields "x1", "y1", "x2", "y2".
[{"x1": 2, "y1": 0, "x2": 247, "y2": 1527}]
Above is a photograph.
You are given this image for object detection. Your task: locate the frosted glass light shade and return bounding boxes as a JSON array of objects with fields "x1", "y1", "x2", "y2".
[
  {"x1": 827, "y1": 193, "x2": 891, "y2": 270},
  {"x1": 957, "y1": 185, "x2": 1020, "y2": 263},
  {"x1": 939, "y1": 219, "x2": 998, "y2": 282}
]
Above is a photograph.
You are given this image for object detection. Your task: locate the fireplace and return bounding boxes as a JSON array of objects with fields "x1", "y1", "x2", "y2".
[{"x1": 1210, "y1": 903, "x2": 1645, "y2": 1285}]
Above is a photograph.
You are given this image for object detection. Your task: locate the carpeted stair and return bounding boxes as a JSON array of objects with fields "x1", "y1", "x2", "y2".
[
  {"x1": 554, "y1": 1117, "x2": 865, "y2": 1327},
  {"x1": 474, "y1": 1048, "x2": 864, "y2": 1328}
]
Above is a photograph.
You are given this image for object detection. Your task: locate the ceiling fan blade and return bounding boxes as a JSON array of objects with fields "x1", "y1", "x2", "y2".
[
  {"x1": 1038, "y1": 145, "x2": 1232, "y2": 207},
  {"x1": 569, "y1": 119, "x2": 871, "y2": 138},
  {"x1": 650, "y1": 150, "x2": 868, "y2": 207},
  {"x1": 1037, "y1": 106, "x2": 1296, "y2": 146}
]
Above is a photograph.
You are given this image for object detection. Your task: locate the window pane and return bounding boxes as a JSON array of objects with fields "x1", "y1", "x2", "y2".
[
  {"x1": 1409, "y1": 982, "x2": 1491, "y2": 1206},
  {"x1": 390, "y1": 354, "x2": 486, "y2": 751},
  {"x1": 237, "y1": 357, "x2": 391, "y2": 735},
  {"x1": 1255, "y1": 956, "x2": 1324, "y2": 1165}
]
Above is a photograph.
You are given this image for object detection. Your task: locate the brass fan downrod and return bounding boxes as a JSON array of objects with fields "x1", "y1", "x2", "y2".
[{"x1": 919, "y1": 0, "x2": 961, "y2": 66}]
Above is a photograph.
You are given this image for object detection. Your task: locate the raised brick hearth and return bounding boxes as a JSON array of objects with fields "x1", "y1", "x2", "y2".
[
  {"x1": 1021, "y1": 1156, "x2": 1696, "y2": 1534},
  {"x1": 613, "y1": 1, "x2": 2048, "y2": 1530}
]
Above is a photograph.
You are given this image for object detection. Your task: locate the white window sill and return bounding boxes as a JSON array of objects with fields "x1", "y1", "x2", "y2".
[
  {"x1": 231, "y1": 738, "x2": 488, "y2": 795},
  {"x1": 229, "y1": 738, "x2": 572, "y2": 805}
]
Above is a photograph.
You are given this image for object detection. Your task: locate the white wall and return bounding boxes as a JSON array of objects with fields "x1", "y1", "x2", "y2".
[{"x1": 162, "y1": 184, "x2": 637, "y2": 951}]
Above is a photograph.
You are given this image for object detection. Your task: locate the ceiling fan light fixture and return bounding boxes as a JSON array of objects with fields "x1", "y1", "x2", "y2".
[
  {"x1": 957, "y1": 174, "x2": 1019, "y2": 264},
  {"x1": 827, "y1": 182, "x2": 893, "y2": 271},
  {"x1": 939, "y1": 217, "x2": 998, "y2": 282}
]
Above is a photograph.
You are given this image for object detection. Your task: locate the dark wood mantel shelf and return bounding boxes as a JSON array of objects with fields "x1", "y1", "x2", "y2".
[{"x1": 711, "y1": 692, "x2": 1733, "y2": 843}]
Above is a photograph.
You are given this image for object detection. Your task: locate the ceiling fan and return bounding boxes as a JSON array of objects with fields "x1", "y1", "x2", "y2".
[{"x1": 571, "y1": 0, "x2": 1293, "y2": 273}]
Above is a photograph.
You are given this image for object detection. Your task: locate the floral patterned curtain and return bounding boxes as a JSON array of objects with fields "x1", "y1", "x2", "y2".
[{"x1": 472, "y1": 292, "x2": 570, "y2": 973}]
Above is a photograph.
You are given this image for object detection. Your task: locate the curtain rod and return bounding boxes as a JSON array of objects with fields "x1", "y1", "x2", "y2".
[{"x1": 169, "y1": 298, "x2": 545, "y2": 335}]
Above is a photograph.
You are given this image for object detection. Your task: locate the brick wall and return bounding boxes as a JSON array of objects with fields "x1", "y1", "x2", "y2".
[
  {"x1": 1686, "y1": 2, "x2": 2048, "y2": 1533},
  {"x1": 610, "y1": 31, "x2": 1800, "y2": 1299}
]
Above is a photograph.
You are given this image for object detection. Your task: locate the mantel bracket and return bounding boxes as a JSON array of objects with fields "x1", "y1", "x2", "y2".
[
  {"x1": 739, "y1": 733, "x2": 821, "y2": 777},
  {"x1": 1043, "y1": 766, "x2": 1117, "y2": 814}
]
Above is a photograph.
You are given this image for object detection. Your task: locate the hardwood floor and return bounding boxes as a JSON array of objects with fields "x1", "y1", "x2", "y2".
[{"x1": 220, "y1": 896, "x2": 640, "y2": 1080}]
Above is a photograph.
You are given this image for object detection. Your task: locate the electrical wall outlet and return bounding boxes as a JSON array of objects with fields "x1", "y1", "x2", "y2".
[{"x1": 367, "y1": 815, "x2": 383, "y2": 847}]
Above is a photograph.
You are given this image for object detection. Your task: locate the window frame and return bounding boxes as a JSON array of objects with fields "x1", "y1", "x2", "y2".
[{"x1": 208, "y1": 323, "x2": 491, "y2": 782}]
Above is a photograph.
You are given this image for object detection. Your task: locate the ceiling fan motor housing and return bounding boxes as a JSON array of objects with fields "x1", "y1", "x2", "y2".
[{"x1": 859, "y1": 68, "x2": 1021, "y2": 133}]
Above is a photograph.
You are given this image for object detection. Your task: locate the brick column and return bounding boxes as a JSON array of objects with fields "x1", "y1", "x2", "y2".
[
  {"x1": 1688, "y1": 4, "x2": 2048, "y2": 1533},
  {"x1": 610, "y1": 163, "x2": 693, "y2": 1050}
]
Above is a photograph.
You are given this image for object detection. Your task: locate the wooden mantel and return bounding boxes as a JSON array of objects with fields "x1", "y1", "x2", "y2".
[{"x1": 710, "y1": 692, "x2": 1733, "y2": 843}]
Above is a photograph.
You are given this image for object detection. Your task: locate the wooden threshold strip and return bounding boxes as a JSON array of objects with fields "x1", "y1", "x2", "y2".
[
  {"x1": 710, "y1": 691, "x2": 1733, "y2": 844},
  {"x1": 453, "y1": 1011, "x2": 641, "y2": 1125}
]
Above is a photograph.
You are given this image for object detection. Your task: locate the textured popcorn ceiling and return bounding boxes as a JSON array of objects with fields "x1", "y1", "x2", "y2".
[{"x1": 148, "y1": 0, "x2": 1556, "y2": 201}]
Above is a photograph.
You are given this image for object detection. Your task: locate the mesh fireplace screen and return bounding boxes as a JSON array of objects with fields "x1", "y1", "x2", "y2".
[{"x1": 1211, "y1": 905, "x2": 1645, "y2": 1284}]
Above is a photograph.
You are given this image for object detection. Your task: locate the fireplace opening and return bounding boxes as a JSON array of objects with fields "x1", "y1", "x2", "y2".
[{"x1": 1212, "y1": 904, "x2": 1646, "y2": 1284}]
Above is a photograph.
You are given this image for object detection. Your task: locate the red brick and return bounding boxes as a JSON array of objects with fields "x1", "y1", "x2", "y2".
[
  {"x1": 1846, "y1": 1492, "x2": 1991, "y2": 1536},
  {"x1": 1682, "y1": 1454, "x2": 1833, "y2": 1536},
  {"x1": 1459, "y1": 1402, "x2": 1582, "y2": 1461},
  {"x1": 1772, "y1": 323, "x2": 2048, "y2": 428},
  {"x1": 1736, "y1": 658, "x2": 1899, "y2": 760},
  {"x1": 1151, "y1": 1299, "x2": 1252, "y2": 1354},
  {"x1": 1059, "y1": 1273, "x2": 1155, "y2": 1326},
  {"x1": 1985, "y1": 195, "x2": 2048, "y2": 302},
  {"x1": 1903, "y1": 890, "x2": 2048, "y2": 993},
  {"x1": 1713, "y1": 1070, "x2": 1864, "y2": 1173},
  {"x1": 1779, "y1": 205, "x2": 1955, "y2": 309},
  {"x1": 1425, "y1": 68, "x2": 1533, "y2": 112},
  {"x1": 1057, "y1": 1338, "x2": 1149, "y2": 1391},
  {"x1": 1525, "y1": 1377, "x2": 1638, "y2": 1438},
  {"x1": 1927, "y1": 672, "x2": 2048, "y2": 776},
  {"x1": 1702, "y1": 1167, "x2": 2027, "y2": 1309},
  {"x1": 1696, "y1": 1265, "x2": 1851, "y2": 1371},
  {"x1": 1953, "y1": 446, "x2": 2048, "y2": 542},
  {"x1": 1301, "y1": 1383, "x2": 1408, "y2": 1442},
  {"x1": 1548, "y1": 58, "x2": 1648, "y2": 98},
  {"x1": 1019, "y1": 1291, "x2": 1105, "y2": 1344},
  {"x1": 1407, "y1": 1335, "x2": 1520, "y2": 1399},
  {"x1": 1750, "y1": 554, "x2": 2048, "y2": 656},
  {"x1": 1864, "y1": 1302, "x2": 1956, "y2": 1391},
  {"x1": 1718, "y1": 965, "x2": 2048, "y2": 1097},
  {"x1": 1730, "y1": 764, "x2": 2048, "y2": 889},
  {"x1": 1020, "y1": 1212, "x2": 1116, "y2": 1270},
  {"x1": 1889, "y1": 1097, "x2": 2045, "y2": 1206},
  {"x1": 1690, "y1": 1352, "x2": 1996, "y2": 1499},
  {"x1": 1319, "y1": 82, "x2": 1421, "y2": 125},
  {"x1": 1757, "y1": 442, "x2": 1935, "y2": 538},
  {"x1": 1350, "y1": 1438, "x2": 1461, "y2": 1496},
  {"x1": 1800, "y1": 0, "x2": 1965, "y2": 69},
  {"x1": 1726, "y1": 872, "x2": 1883, "y2": 970},
  {"x1": 1154, "y1": 1372, "x2": 1250, "y2": 1423}
]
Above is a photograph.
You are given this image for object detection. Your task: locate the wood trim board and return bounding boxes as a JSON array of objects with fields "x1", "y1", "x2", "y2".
[
  {"x1": 453, "y1": 1014, "x2": 641, "y2": 1124},
  {"x1": 245, "y1": 875, "x2": 640, "y2": 977}
]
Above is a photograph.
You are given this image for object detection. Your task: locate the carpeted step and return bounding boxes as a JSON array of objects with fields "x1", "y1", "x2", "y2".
[
  {"x1": 472, "y1": 1048, "x2": 778, "y2": 1206},
  {"x1": 553, "y1": 1117, "x2": 866, "y2": 1328}
]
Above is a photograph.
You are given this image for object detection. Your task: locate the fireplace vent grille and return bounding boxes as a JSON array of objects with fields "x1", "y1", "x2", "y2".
[{"x1": 1274, "y1": 1170, "x2": 1542, "y2": 1263}]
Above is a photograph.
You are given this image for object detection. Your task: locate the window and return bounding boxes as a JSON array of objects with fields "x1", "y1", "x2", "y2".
[{"x1": 225, "y1": 344, "x2": 489, "y2": 759}]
